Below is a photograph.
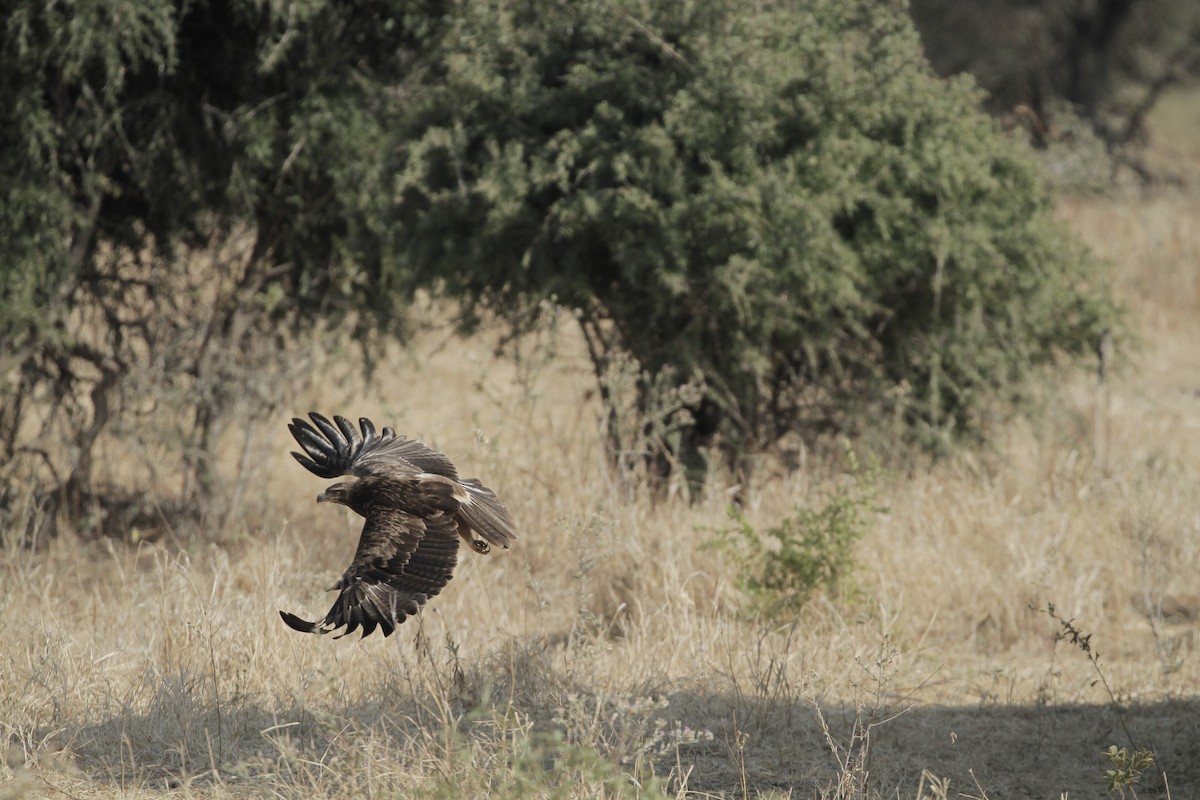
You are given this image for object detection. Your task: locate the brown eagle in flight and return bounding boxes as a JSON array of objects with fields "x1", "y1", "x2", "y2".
[{"x1": 280, "y1": 412, "x2": 517, "y2": 639}]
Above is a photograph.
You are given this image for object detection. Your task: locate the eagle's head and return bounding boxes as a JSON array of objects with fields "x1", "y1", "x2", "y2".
[{"x1": 317, "y1": 482, "x2": 365, "y2": 512}]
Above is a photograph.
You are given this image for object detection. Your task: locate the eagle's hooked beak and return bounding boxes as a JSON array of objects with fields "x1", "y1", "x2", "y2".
[{"x1": 316, "y1": 489, "x2": 331, "y2": 503}]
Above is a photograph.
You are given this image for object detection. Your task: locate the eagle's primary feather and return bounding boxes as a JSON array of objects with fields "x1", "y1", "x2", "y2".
[{"x1": 280, "y1": 412, "x2": 517, "y2": 639}]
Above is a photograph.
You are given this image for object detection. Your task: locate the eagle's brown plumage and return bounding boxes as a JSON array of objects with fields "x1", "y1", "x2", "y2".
[{"x1": 280, "y1": 412, "x2": 517, "y2": 639}]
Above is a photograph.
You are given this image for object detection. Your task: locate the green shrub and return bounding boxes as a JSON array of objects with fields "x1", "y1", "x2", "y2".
[
  {"x1": 1103, "y1": 745, "x2": 1155, "y2": 796},
  {"x1": 710, "y1": 452, "x2": 882, "y2": 614},
  {"x1": 392, "y1": 0, "x2": 1118, "y2": 479}
]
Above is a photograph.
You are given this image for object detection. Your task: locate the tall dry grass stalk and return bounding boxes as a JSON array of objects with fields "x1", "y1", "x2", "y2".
[{"x1": 5, "y1": 143, "x2": 1200, "y2": 800}]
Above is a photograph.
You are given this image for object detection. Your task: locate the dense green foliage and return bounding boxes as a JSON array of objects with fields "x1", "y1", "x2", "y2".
[
  {"x1": 0, "y1": 0, "x2": 424, "y2": 517},
  {"x1": 1, "y1": 0, "x2": 424, "y2": 307},
  {"x1": 391, "y1": 0, "x2": 1115, "y2": 476},
  {"x1": 1, "y1": 0, "x2": 1117, "y2": 523}
]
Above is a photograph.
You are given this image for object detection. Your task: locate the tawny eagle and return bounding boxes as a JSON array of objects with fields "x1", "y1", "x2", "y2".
[{"x1": 280, "y1": 412, "x2": 516, "y2": 639}]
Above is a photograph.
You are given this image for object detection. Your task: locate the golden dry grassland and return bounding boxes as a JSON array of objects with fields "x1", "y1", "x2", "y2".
[{"x1": 4, "y1": 106, "x2": 1200, "y2": 799}]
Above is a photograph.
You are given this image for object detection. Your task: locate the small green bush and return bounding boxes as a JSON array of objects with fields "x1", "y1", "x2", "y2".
[
  {"x1": 1103, "y1": 745, "x2": 1155, "y2": 797},
  {"x1": 711, "y1": 453, "x2": 881, "y2": 614}
]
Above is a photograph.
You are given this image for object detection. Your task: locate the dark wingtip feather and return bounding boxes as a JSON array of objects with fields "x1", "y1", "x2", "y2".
[
  {"x1": 334, "y1": 415, "x2": 362, "y2": 451},
  {"x1": 290, "y1": 412, "x2": 377, "y2": 479},
  {"x1": 280, "y1": 610, "x2": 328, "y2": 634},
  {"x1": 290, "y1": 420, "x2": 337, "y2": 459},
  {"x1": 291, "y1": 451, "x2": 340, "y2": 480},
  {"x1": 308, "y1": 412, "x2": 347, "y2": 450}
]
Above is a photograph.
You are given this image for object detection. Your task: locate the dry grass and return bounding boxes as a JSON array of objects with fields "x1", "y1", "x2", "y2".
[{"x1": 5, "y1": 102, "x2": 1200, "y2": 800}]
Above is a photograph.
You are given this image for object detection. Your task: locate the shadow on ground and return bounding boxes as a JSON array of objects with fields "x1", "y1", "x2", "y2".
[
  {"x1": 30, "y1": 648, "x2": 1200, "y2": 799},
  {"x1": 668, "y1": 693, "x2": 1199, "y2": 799}
]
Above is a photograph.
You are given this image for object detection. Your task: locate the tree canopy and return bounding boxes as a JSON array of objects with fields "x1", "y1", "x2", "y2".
[
  {"x1": 0, "y1": 0, "x2": 422, "y2": 522},
  {"x1": 390, "y1": 0, "x2": 1115, "y2": 479}
]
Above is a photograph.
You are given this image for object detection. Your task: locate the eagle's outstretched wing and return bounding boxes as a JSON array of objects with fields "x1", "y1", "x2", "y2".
[
  {"x1": 288, "y1": 412, "x2": 458, "y2": 480},
  {"x1": 281, "y1": 412, "x2": 518, "y2": 639},
  {"x1": 280, "y1": 508, "x2": 460, "y2": 638}
]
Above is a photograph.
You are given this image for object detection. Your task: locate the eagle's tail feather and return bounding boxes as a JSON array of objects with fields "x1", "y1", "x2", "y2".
[{"x1": 457, "y1": 478, "x2": 518, "y2": 550}]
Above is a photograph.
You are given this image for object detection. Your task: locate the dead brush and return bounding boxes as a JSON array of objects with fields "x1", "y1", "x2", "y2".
[
  {"x1": 1038, "y1": 603, "x2": 1169, "y2": 799},
  {"x1": 811, "y1": 640, "x2": 914, "y2": 800}
]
